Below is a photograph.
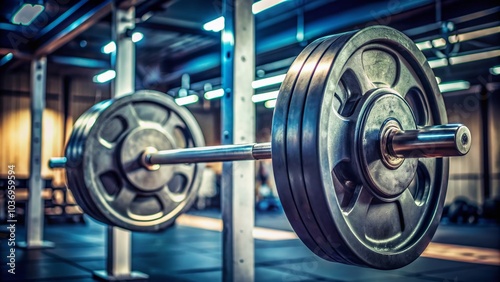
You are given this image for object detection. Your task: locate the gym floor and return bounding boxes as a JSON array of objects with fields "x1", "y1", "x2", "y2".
[{"x1": 1, "y1": 210, "x2": 499, "y2": 282}]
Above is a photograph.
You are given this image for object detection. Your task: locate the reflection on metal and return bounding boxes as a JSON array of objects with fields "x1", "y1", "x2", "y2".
[{"x1": 147, "y1": 143, "x2": 271, "y2": 165}]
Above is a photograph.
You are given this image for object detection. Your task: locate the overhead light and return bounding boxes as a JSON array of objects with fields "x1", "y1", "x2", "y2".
[
  {"x1": 252, "y1": 74, "x2": 286, "y2": 89},
  {"x1": 449, "y1": 49, "x2": 500, "y2": 65},
  {"x1": 490, "y1": 65, "x2": 500, "y2": 75},
  {"x1": 415, "y1": 26, "x2": 500, "y2": 51},
  {"x1": 93, "y1": 70, "x2": 116, "y2": 83},
  {"x1": 203, "y1": 16, "x2": 224, "y2": 32},
  {"x1": 131, "y1": 32, "x2": 144, "y2": 43},
  {"x1": 11, "y1": 3, "x2": 45, "y2": 25},
  {"x1": 252, "y1": 90, "x2": 279, "y2": 103},
  {"x1": 101, "y1": 42, "x2": 116, "y2": 54},
  {"x1": 435, "y1": 76, "x2": 441, "y2": 84},
  {"x1": 175, "y1": 95, "x2": 199, "y2": 106},
  {"x1": 438, "y1": 80, "x2": 470, "y2": 93},
  {"x1": 415, "y1": 41, "x2": 432, "y2": 50},
  {"x1": 252, "y1": 0, "x2": 288, "y2": 14},
  {"x1": 452, "y1": 26, "x2": 500, "y2": 43},
  {"x1": 204, "y1": 88, "x2": 225, "y2": 100},
  {"x1": 203, "y1": 0, "x2": 288, "y2": 32},
  {"x1": 428, "y1": 49, "x2": 500, "y2": 69},
  {"x1": 431, "y1": 38, "x2": 446, "y2": 48},
  {"x1": 100, "y1": 32, "x2": 144, "y2": 54},
  {"x1": 428, "y1": 58, "x2": 448, "y2": 68},
  {"x1": 264, "y1": 99, "x2": 277, "y2": 108},
  {"x1": 0, "y1": 53, "x2": 14, "y2": 66}
]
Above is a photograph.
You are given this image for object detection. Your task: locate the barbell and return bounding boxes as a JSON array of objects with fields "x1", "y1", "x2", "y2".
[{"x1": 50, "y1": 26, "x2": 471, "y2": 269}]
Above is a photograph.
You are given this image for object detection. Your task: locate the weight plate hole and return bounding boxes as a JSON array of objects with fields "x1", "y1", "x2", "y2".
[
  {"x1": 99, "y1": 170, "x2": 122, "y2": 196},
  {"x1": 174, "y1": 127, "x2": 188, "y2": 148},
  {"x1": 332, "y1": 160, "x2": 359, "y2": 211},
  {"x1": 405, "y1": 88, "x2": 429, "y2": 126},
  {"x1": 168, "y1": 174, "x2": 188, "y2": 194},
  {"x1": 100, "y1": 116, "x2": 127, "y2": 143},
  {"x1": 335, "y1": 69, "x2": 362, "y2": 117},
  {"x1": 409, "y1": 162, "x2": 431, "y2": 206}
]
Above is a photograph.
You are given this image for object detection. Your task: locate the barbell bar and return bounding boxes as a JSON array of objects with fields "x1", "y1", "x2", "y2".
[
  {"x1": 50, "y1": 124, "x2": 470, "y2": 169},
  {"x1": 48, "y1": 26, "x2": 473, "y2": 270}
]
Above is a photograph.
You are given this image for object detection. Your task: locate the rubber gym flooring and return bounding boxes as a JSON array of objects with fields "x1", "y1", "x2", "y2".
[{"x1": 1, "y1": 209, "x2": 499, "y2": 282}]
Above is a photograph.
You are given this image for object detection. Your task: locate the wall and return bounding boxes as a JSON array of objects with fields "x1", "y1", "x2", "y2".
[
  {"x1": 442, "y1": 85, "x2": 498, "y2": 205},
  {"x1": 488, "y1": 87, "x2": 500, "y2": 198},
  {"x1": 0, "y1": 71, "x2": 110, "y2": 185}
]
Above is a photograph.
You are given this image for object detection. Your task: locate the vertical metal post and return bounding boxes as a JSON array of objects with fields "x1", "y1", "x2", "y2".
[
  {"x1": 480, "y1": 86, "x2": 491, "y2": 200},
  {"x1": 93, "y1": 3, "x2": 147, "y2": 281},
  {"x1": 221, "y1": 0, "x2": 255, "y2": 281},
  {"x1": 19, "y1": 57, "x2": 54, "y2": 249}
]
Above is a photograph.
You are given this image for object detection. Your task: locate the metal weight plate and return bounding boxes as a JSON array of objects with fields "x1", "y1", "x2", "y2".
[
  {"x1": 286, "y1": 35, "x2": 352, "y2": 264},
  {"x1": 66, "y1": 106, "x2": 108, "y2": 223},
  {"x1": 272, "y1": 36, "x2": 334, "y2": 261},
  {"x1": 272, "y1": 26, "x2": 448, "y2": 269},
  {"x1": 65, "y1": 90, "x2": 205, "y2": 232}
]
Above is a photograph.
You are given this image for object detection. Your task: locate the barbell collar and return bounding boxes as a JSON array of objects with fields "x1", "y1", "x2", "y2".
[{"x1": 388, "y1": 124, "x2": 471, "y2": 158}]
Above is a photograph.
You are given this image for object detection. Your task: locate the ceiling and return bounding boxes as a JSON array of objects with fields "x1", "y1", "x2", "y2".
[{"x1": 0, "y1": 0, "x2": 498, "y2": 94}]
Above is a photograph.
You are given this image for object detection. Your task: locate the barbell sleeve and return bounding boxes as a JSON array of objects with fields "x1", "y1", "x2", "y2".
[
  {"x1": 388, "y1": 124, "x2": 471, "y2": 158},
  {"x1": 49, "y1": 157, "x2": 67, "y2": 168}
]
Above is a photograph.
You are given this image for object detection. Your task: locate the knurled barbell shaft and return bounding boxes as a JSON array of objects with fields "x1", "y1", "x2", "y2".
[
  {"x1": 146, "y1": 142, "x2": 272, "y2": 165},
  {"x1": 49, "y1": 124, "x2": 470, "y2": 169}
]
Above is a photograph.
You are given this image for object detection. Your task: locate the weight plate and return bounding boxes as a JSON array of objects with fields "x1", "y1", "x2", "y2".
[
  {"x1": 66, "y1": 107, "x2": 109, "y2": 223},
  {"x1": 272, "y1": 36, "x2": 332, "y2": 260},
  {"x1": 286, "y1": 35, "x2": 352, "y2": 264},
  {"x1": 273, "y1": 25, "x2": 448, "y2": 269},
  {"x1": 65, "y1": 90, "x2": 205, "y2": 232}
]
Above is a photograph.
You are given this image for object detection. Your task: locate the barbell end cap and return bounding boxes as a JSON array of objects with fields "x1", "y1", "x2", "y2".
[
  {"x1": 455, "y1": 124, "x2": 471, "y2": 156},
  {"x1": 49, "y1": 157, "x2": 67, "y2": 169}
]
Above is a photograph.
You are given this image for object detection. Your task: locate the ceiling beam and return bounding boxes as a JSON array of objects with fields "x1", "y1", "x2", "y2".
[
  {"x1": 34, "y1": 1, "x2": 113, "y2": 56},
  {"x1": 49, "y1": 55, "x2": 110, "y2": 69},
  {"x1": 137, "y1": 20, "x2": 218, "y2": 38}
]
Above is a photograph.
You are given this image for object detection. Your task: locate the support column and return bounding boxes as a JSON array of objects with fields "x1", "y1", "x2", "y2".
[
  {"x1": 19, "y1": 57, "x2": 54, "y2": 249},
  {"x1": 93, "y1": 4, "x2": 147, "y2": 281},
  {"x1": 221, "y1": 1, "x2": 255, "y2": 281}
]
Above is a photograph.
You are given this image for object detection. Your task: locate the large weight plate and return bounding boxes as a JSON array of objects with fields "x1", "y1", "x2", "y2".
[
  {"x1": 65, "y1": 90, "x2": 205, "y2": 232},
  {"x1": 286, "y1": 35, "x2": 352, "y2": 264},
  {"x1": 272, "y1": 36, "x2": 335, "y2": 261},
  {"x1": 272, "y1": 26, "x2": 448, "y2": 269}
]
